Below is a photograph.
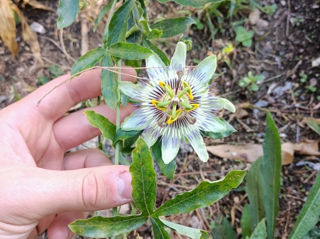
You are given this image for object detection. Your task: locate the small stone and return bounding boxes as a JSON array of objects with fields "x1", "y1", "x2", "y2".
[{"x1": 30, "y1": 22, "x2": 46, "y2": 34}]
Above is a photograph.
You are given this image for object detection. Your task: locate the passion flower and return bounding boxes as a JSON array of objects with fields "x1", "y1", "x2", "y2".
[{"x1": 120, "y1": 42, "x2": 235, "y2": 164}]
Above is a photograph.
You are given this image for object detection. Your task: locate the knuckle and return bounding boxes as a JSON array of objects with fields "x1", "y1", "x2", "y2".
[{"x1": 81, "y1": 173, "x2": 99, "y2": 210}]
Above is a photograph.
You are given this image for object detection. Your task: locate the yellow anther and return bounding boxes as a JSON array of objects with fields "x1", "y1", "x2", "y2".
[
  {"x1": 167, "y1": 109, "x2": 182, "y2": 125},
  {"x1": 159, "y1": 81, "x2": 165, "y2": 89},
  {"x1": 151, "y1": 100, "x2": 166, "y2": 111},
  {"x1": 186, "y1": 104, "x2": 199, "y2": 112},
  {"x1": 182, "y1": 81, "x2": 193, "y2": 100}
]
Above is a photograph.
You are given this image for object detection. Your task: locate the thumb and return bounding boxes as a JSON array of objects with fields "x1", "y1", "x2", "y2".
[{"x1": 23, "y1": 166, "x2": 132, "y2": 216}]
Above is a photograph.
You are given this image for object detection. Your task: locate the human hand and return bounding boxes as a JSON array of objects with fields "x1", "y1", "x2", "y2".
[{"x1": 0, "y1": 69, "x2": 136, "y2": 239}]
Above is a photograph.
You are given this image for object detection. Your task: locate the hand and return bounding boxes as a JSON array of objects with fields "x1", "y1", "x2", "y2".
[{"x1": 0, "y1": 69, "x2": 135, "y2": 239}]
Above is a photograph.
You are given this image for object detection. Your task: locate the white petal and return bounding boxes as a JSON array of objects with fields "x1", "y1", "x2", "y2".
[
  {"x1": 216, "y1": 98, "x2": 236, "y2": 113},
  {"x1": 142, "y1": 128, "x2": 159, "y2": 147},
  {"x1": 188, "y1": 131, "x2": 209, "y2": 162},
  {"x1": 200, "y1": 115, "x2": 227, "y2": 133},
  {"x1": 118, "y1": 81, "x2": 141, "y2": 100},
  {"x1": 121, "y1": 109, "x2": 149, "y2": 131},
  {"x1": 146, "y1": 54, "x2": 167, "y2": 85},
  {"x1": 161, "y1": 137, "x2": 180, "y2": 164},
  {"x1": 170, "y1": 42, "x2": 186, "y2": 71},
  {"x1": 192, "y1": 55, "x2": 217, "y2": 84}
]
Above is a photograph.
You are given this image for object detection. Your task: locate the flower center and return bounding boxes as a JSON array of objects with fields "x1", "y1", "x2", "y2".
[{"x1": 151, "y1": 80, "x2": 199, "y2": 126}]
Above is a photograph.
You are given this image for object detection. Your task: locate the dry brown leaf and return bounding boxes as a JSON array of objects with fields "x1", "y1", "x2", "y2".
[
  {"x1": 294, "y1": 140, "x2": 320, "y2": 156},
  {"x1": 21, "y1": 0, "x2": 53, "y2": 11},
  {"x1": 207, "y1": 140, "x2": 319, "y2": 165},
  {"x1": 207, "y1": 144, "x2": 263, "y2": 163},
  {"x1": 0, "y1": 0, "x2": 18, "y2": 56},
  {"x1": 11, "y1": 4, "x2": 43, "y2": 65}
]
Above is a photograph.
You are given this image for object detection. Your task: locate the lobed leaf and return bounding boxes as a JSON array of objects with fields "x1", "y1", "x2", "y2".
[
  {"x1": 151, "y1": 17, "x2": 195, "y2": 38},
  {"x1": 157, "y1": 0, "x2": 216, "y2": 8},
  {"x1": 57, "y1": 0, "x2": 79, "y2": 29},
  {"x1": 289, "y1": 171, "x2": 320, "y2": 239},
  {"x1": 143, "y1": 39, "x2": 170, "y2": 65},
  {"x1": 106, "y1": 0, "x2": 134, "y2": 46},
  {"x1": 130, "y1": 137, "x2": 156, "y2": 215},
  {"x1": 153, "y1": 170, "x2": 246, "y2": 217},
  {"x1": 71, "y1": 47, "x2": 105, "y2": 75},
  {"x1": 161, "y1": 219, "x2": 209, "y2": 239},
  {"x1": 261, "y1": 112, "x2": 282, "y2": 239},
  {"x1": 107, "y1": 42, "x2": 152, "y2": 60},
  {"x1": 101, "y1": 53, "x2": 118, "y2": 109},
  {"x1": 84, "y1": 111, "x2": 116, "y2": 143},
  {"x1": 151, "y1": 217, "x2": 170, "y2": 239},
  {"x1": 69, "y1": 215, "x2": 148, "y2": 238},
  {"x1": 151, "y1": 140, "x2": 176, "y2": 179}
]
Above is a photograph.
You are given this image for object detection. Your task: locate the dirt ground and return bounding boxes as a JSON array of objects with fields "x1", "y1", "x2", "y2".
[{"x1": 0, "y1": 0, "x2": 320, "y2": 238}]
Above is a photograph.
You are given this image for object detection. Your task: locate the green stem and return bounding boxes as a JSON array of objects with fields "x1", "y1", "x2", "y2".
[{"x1": 114, "y1": 60, "x2": 122, "y2": 166}]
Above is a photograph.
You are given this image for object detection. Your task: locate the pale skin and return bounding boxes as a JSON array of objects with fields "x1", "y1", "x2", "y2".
[{"x1": 0, "y1": 69, "x2": 136, "y2": 239}]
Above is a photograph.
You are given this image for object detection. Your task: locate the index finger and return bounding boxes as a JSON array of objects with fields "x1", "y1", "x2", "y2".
[{"x1": 27, "y1": 68, "x2": 136, "y2": 121}]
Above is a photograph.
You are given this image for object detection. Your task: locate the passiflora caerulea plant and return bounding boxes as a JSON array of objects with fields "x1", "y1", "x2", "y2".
[
  {"x1": 55, "y1": 0, "x2": 246, "y2": 238},
  {"x1": 120, "y1": 42, "x2": 235, "y2": 164}
]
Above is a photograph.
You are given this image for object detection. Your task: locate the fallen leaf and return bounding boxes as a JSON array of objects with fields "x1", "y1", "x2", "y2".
[
  {"x1": 207, "y1": 144, "x2": 263, "y2": 163},
  {"x1": 207, "y1": 140, "x2": 319, "y2": 165},
  {"x1": 249, "y1": 8, "x2": 260, "y2": 25},
  {"x1": 11, "y1": 4, "x2": 43, "y2": 64},
  {"x1": 312, "y1": 56, "x2": 320, "y2": 67},
  {"x1": 306, "y1": 118, "x2": 320, "y2": 136},
  {"x1": 22, "y1": 0, "x2": 53, "y2": 11},
  {"x1": 294, "y1": 140, "x2": 320, "y2": 156},
  {"x1": 0, "y1": 0, "x2": 18, "y2": 56}
]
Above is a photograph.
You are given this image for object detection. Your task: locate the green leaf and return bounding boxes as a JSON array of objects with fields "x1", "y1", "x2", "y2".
[
  {"x1": 153, "y1": 170, "x2": 246, "y2": 217},
  {"x1": 151, "y1": 217, "x2": 170, "y2": 239},
  {"x1": 202, "y1": 119, "x2": 236, "y2": 139},
  {"x1": 160, "y1": 219, "x2": 209, "y2": 239},
  {"x1": 241, "y1": 204, "x2": 252, "y2": 238},
  {"x1": 106, "y1": 0, "x2": 134, "y2": 46},
  {"x1": 245, "y1": 157, "x2": 265, "y2": 229},
  {"x1": 71, "y1": 47, "x2": 105, "y2": 75},
  {"x1": 151, "y1": 140, "x2": 176, "y2": 179},
  {"x1": 151, "y1": 17, "x2": 195, "y2": 38},
  {"x1": 289, "y1": 171, "x2": 320, "y2": 239},
  {"x1": 157, "y1": 0, "x2": 216, "y2": 8},
  {"x1": 250, "y1": 219, "x2": 267, "y2": 239},
  {"x1": 84, "y1": 111, "x2": 116, "y2": 143},
  {"x1": 114, "y1": 129, "x2": 141, "y2": 144},
  {"x1": 57, "y1": 0, "x2": 79, "y2": 29},
  {"x1": 101, "y1": 53, "x2": 118, "y2": 109},
  {"x1": 212, "y1": 216, "x2": 237, "y2": 239},
  {"x1": 107, "y1": 42, "x2": 152, "y2": 60},
  {"x1": 130, "y1": 137, "x2": 156, "y2": 215},
  {"x1": 307, "y1": 118, "x2": 320, "y2": 136},
  {"x1": 261, "y1": 112, "x2": 282, "y2": 239},
  {"x1": 69, "y1": 215, "x2": 148, "y2": 237},
  {"x1": 94, "y1": 2, "x2": 112, "y2": 31},
  {"x1": 114, "y1": 129, "x2": 141, "y2": 154},
  {"x1": 235, "y1": 26, "x2": 254, "y2": 47},
  {"x1": 143, "y1": 39, "x2": 170, "y2": 65},
  {"x1": 49, "y1": 65, "x2": 64, "y2": 78}
]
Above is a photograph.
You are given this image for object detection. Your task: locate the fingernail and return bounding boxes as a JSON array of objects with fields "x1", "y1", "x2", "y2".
[{"x1": 117, "y1": 171, "x2": 132, "y2": 200}]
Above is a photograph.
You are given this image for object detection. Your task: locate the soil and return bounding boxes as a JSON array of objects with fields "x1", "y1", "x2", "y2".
[{"x1": 0, "y1": 0, "x2": 320, "y2": 238}]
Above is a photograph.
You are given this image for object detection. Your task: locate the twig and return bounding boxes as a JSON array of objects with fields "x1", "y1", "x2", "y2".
[
  {"x1": 59, "y1": 29, "x2": 76, "y2": 63},
  {"x1": 80, "y1": 14, "x2": 89, "y2": 56},
  {"x1": 286, "y1": 0, "x2": 291, "y2": 37}
]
